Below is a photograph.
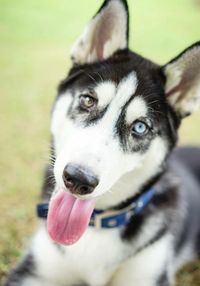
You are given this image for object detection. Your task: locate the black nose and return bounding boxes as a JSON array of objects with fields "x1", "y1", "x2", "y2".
[{"x1": 63, "y1": 164, "x2": 99, "y2": 195}]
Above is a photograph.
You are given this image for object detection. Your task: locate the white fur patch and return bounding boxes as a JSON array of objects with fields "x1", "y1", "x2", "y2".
[
  {"x1": 31, "y1": 225, "x2": 129, "y2": 286},
  {"x1": 110, "y1": 235, "x2": 173, "y2": 286},
  {"x1": 96, "y1": 136, "x2": 167, "y2": 209},
  {"x1": 95, "y1": 81, "x2": 116, "y2": 108},
  {"x1": 125, "y1": 96, "x2": 148, "y2": 125},
  {"x1": 101, "y1": 72, "x2": 138, "y2": 127}
]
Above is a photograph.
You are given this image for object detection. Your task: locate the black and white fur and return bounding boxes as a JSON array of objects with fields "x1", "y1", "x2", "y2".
[{"x1": 5, "y1": 0, "x2": 200, "y2": 285}]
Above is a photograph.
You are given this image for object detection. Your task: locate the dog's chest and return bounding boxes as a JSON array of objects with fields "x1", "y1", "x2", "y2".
[{"x1": 33, "y1": 226, "x2": 130, "y2": 286}]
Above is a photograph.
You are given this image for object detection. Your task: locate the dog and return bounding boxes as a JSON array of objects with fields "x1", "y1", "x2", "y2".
[{"x1": 5, "y1": 0, "x2": 200, "y2": 285}]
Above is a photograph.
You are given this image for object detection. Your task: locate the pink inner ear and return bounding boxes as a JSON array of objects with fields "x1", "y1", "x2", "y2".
[
  {"x1": 90, "y1": 13, "x2": 115, "y2": 61},
  {"x1": 165, "y1": 47, "x2": 200, "y2": 102},
  {"x1": 166, "y1": 80, "x2": 190, "y2": 106},
  {"x1": 95, "y1": 40, "x2": 104, "y2": 61},
  {"x1": 166, "y1": 83, "x2": 181, "y2": 97},
  {"x1": 166, "y1": 69, "x2": 196, "y2": 103}
]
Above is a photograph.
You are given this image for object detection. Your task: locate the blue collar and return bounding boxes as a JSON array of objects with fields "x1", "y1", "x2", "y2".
[{"x1": 37, "y1": 188, "x2": 156, "y2": 229}]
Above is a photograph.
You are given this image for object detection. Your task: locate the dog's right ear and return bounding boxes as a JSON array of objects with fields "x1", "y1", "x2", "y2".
[
  {"x1": 71, "y1": 0, "x2": 129, "y2": 65},
  {"x1": 162, "y1": 42, "x2": 200, "y2": 118}
]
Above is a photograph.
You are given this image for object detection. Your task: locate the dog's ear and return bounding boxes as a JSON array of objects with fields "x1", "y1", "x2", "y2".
[
  {"x1": 71, "y1": 0, "x2": 129, "y2": 65},
  {"x1": 162, "y1": 42, "x2": 200, "y2": 118}
]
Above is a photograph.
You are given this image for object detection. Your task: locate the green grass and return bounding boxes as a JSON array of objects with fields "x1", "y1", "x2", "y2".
[{"x1": 0, "y1": 0, "x2": 200, "y2": 284}]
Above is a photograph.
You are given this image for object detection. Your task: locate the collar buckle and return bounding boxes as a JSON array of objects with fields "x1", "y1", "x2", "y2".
[
  {"x1": 90, "y1": 205, "x2": 136, "y2": 229},
  {"x1": 90, "y1": 209, "x2": 121, "y2": 229}
]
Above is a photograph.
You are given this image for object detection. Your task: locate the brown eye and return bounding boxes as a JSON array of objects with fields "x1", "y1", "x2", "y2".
[{"x1": 79, "y1": 94, "x2": 97, "y2": 109}]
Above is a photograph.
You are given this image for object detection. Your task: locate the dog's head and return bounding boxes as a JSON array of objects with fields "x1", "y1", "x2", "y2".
[{"x1": 48, "y1": 0, "x2": 200, "y2": 245}]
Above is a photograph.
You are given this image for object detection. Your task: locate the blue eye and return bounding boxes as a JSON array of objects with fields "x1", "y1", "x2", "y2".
[{"x1": 132, "y1": 121, "x2": 148, "y2": 136}]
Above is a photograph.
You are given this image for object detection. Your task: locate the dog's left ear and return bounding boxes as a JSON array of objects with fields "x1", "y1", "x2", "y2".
[
  {"x1": 71, "y1": 0, "x2": 129, "y2": 65},
  {"x1": 162, "y1": 42, "x2": 200, "y2": 118}
]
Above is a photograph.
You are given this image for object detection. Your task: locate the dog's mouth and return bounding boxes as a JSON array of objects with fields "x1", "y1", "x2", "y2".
[{"x1": 47, "y1": 190, "x2": 96, "y2": 245}]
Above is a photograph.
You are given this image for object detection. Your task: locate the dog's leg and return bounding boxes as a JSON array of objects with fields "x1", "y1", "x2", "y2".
[
  {"x1": 4, "y1": 227, "x2": 61, "y2": 286},
  {"x1": 4, "y1": 254, "x2": 47, "y2": 286},
  {"x1": 109, "y1": 235, "x2": 174, "y2": 286}
]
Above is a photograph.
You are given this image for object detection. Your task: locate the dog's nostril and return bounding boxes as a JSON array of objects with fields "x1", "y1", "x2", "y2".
[
  {"x1": 65, "y1": 178, "x2": 74, "y2": 188},
  {"x1": 79, "y1": 185, "x2": 90, "y2": 194}
]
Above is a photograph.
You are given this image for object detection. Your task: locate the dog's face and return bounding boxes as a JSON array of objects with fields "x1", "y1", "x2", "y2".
[
  {"x1": 52, "y1": 55, "x2": 176, "y2": 207},
  {"x1": 51, "y1": 0, "x2": 200, "y2": 207}
]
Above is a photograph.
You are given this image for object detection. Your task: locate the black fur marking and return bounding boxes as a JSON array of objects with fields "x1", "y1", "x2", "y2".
[
  {"x1": 57, "y1": 50, "x2": 157, "y2": 96},
  {"x1": 58, "y1": 69, "x2": 84, "y2": 95},
  {"x1": 85, "y1": 107, "x2": 108, "y2": 125},
  {"x1": 165, "y1": 108, "x2": 180, "y2": 148},
  {"x1": 156, "y1": 272, "x2": 169, "y2": 286},
  {"x1": 69, "y1": 103, "x2": 108, "y2": 127},
  {"x1": 121, "y1": 214, "x2": 145, "y2": 240},
  {"x1": 152, "y1": 187, "x2": 178, "y2": 210},
  {"x1": 115, "y1": 99, "x2": 131, "y2": 152},
  {"x1": 4, "y1": 255, "x2": 36, "y2": 286},
  {"x1": 196, "y1": 231, "x2": 200, "y2": 257}
]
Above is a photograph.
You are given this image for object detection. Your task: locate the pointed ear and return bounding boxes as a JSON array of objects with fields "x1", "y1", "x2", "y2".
[
  {"x1": 162, "y1": 42, "x2": 200, "y2": 118},
  {"x1": 71, "y1": 0, "x2": 129, "y2": 65}
]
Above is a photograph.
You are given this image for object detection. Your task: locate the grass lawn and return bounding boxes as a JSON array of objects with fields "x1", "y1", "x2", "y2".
[{"x1": 0, "y1": 0, "x2": 200, "y2": 284}]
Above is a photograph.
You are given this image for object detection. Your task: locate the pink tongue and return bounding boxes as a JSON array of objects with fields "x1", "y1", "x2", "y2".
[{"x1": 47, "y1": 191, "x2": 95, "y2": 245}]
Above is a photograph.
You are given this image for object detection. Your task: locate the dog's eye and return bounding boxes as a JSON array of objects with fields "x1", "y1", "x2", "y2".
[
  {"x1": 131, "y1": 120, "x2": 149, "y2": 136},
  {"x1": 79, "y1": 94, "x2": 97, "y2": 110}
]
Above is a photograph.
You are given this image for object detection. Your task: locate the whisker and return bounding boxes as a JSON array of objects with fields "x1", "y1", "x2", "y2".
[
  {"x1": 83, "y1": 71, "x2": 98, "y2": 86},
  {"x1": 93, "y1": 71, "x2": 104, "y2": 83}
]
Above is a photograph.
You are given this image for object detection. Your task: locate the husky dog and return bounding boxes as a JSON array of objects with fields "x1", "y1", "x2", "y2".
[{"x1": 5, "y1": 0, "x2": 200, "y2": 285}]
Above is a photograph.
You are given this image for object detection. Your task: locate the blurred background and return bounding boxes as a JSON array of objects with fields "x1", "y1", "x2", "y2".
[{"x1": 0, "y1": 0, "x2": 200, "y2": 285}]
